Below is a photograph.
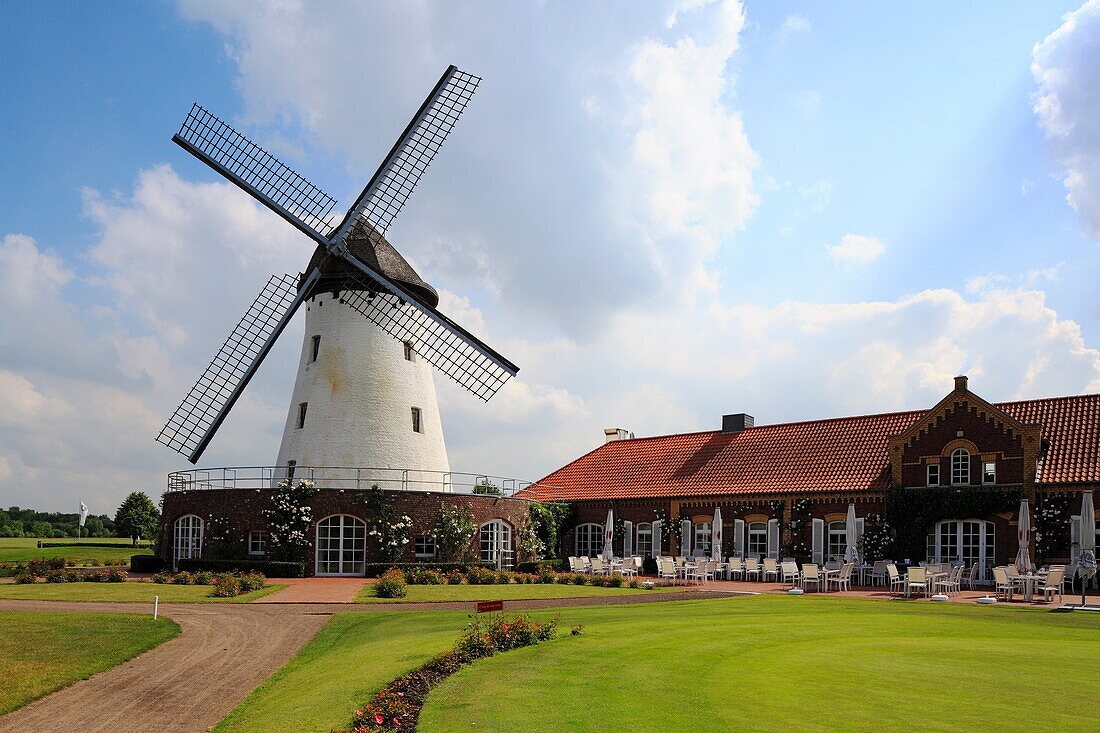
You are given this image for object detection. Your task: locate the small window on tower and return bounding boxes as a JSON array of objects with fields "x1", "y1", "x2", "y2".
[
  {"x1": 286, "y1": 460, "x2": 296, "y2": 481},
  {"x1": 403, "y1": 341, "x2": 414, "y2": 362},
  {"x1": 309, "y1": 335, "x2": 321, "y2": 363},
  {"x1": 411, "y1": 407, "x2": 422, "y2": 433},
  {"x1": 296, "y1": 402, "x2": 308, "y2": 429}
]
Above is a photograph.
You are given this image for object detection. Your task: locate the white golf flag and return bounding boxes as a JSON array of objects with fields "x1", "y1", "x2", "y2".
[{"x1": 79, "y1": 500, "x2": 89, "y2": 527}]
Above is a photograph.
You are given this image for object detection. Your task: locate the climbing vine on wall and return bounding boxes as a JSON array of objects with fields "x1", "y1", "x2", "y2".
[
  {"x1": 1035, "y1": 495, "x2": 1069, "y2": 562},
  {"x1": 885, "y1": 487, "x2": 1021, "y2": 563}
]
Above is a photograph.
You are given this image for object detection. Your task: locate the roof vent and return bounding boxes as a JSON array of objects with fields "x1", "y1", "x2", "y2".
[
  {"x1": 722, "y1": 413, "x2": 754, "y2": 434},
  {"x1": 604, "y1": 427, "x2": 634, "y2": 444}
]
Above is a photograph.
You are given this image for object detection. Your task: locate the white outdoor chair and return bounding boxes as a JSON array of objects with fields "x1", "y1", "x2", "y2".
[
  {"x1": 657, "y1": 558, "x2": 678, "y2": 584},
  {"x1": 886, "y1": 564, "x2": 905, "y2": 596},
  {"x1": 1040, "y1": 569, "x2": 1065, "y2": 604},
  {"x1": 567, "y1": 556, "x2": 580, "y2": 573},
  {"x1": 590, "y1": 557, "x2": 607, "y2": 576},
  {"x1": 934, "y1": 565, "x2": 963, "y2": 596},
  {"x1": 1063, "y1": 563, "x2": 1078, "y2": 595},
  {"x1": 992, "y1": 567, "x2": 1014, "y2": 601},
  {"x1": 801, "y1": 563, "x2": 822, "y2": 592},
  {"x1": 961, "y1": 563, "x2": 980, "y2": 590},
  {"x1": 781, "y1": 561, "x2": 801, "y2": 587},
  {"x1": 618, "y1": 557, "x2": 639, "y2": 578},
  {"x1": 904, "y1": 566, "x2": 928, "y2": 598},
  {"x1": 726, "y1": 557, "x2": 744, "y2": 581},
  {"x1": 744, "y1": 557, "x2": 761, "y2": 581},
  {"x1": 827, "y1": 563, "x2": 854, "y2": 592},
  {"x1": 870, "y1": 560, "x2": 888, "y2": 587},
  {"x1": 762, "y1": 558, "x2": 780, "y2": 582},
  {"x1": 581, "y1": 556, "x2": 593, "y2": 574}
]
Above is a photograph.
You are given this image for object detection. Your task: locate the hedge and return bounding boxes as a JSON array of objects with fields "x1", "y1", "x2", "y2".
[
  {"x1": 41, "y1": 541, "x2": 151, "y2": 548},
  {"x1": 514, "y1": 560, "x2": 567, "y2": 574},
  {"x1": 130, "y1": 555, "x2": 166, "y2": 573},
  {"x1": 176, "y1": 558, "x2": 307, "y2": 577},
  {"x1": 363, "y1": 562, "x2": 496, "y2": 578}
]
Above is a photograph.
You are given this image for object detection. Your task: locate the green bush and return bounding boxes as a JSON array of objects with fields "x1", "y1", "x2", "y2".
[
  {"x1": 46, "y1": 571, "x2": 67, "y2": 583},
  {"x1": 152, "y1": 571, "x2": 171, "y2": 584},
  {"x1": 607, "y1": 574, "x2": 623, "y2": 588},
  {"x1": 172, "y1": 571, "x2": 195, "y2": 585},
  {"x1": 496, "y1": 571, "x2": 512, "y2": 585},
  {"x1": 176, "y1": 558, "x2": 305, "y2": 577},
  {"x1": 238, "y1": 571, "x2": 266, "y2": 592},
  {"x1": 363, "y1": 561, "x2": 493, "y2": 579},
  {"x1": 192, "y1": 570, "x2": 215, "y2": 585},
  {"x1": 14, "y1": 572, "x2": 37, "y2": 584},
  {"x1": 212, "y1": 573, "x2": 241, "y2": 598},
  {"x1": 375, "y1": 568, "x2": 407, "y2": 598},
  {"x1": 446, "y1": 570, "x2": 464, "y2": 585},
  {"x1": 104, "y1": 567, "x2": 126, "y2": 582},
  {"x1": 571, "y1": 573, "x2": 588, "y2": 585},
  {"x1": 466, "y1": 567, "x2": 497, "y2": 585},
  {"x1": 131, "y1": 554, "x2": 165, "y2": 574}
]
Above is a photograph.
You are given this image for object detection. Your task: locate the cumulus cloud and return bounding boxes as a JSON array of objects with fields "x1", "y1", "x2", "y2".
[
  {"x1": 1032, "y1": 0, "x2": 1100, "y2": 240},
  {"x1": 828, "y1": 234, "x2": 886, "y2": 264}
]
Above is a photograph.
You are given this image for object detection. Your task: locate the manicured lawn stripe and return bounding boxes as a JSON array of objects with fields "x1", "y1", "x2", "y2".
[
  {"x1": 0, "y1": 609, "x2": 179, "y2": 715},
  {"x1": 418, "y1": 595, "x2": 1100, "y2": 732},
  {"x1": 0, "y1": 536, "x2": 151, "y2": 565},
  {"x1": 355, "y1": 582, "x2": 684, "y2": 603},
  {"x1": 0, "y1": 581, "x2": 284, "y2": 603}
]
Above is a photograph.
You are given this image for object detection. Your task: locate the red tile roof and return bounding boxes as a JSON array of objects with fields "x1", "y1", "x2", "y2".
[{"x1": 521, "y1": 393, "x2": 1100, "y2": 502}]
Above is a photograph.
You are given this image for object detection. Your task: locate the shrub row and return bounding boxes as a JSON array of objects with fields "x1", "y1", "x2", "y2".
[
  {"x1": 363, "y1": 562, "x2": 495, "y2": 579},
  {"x1": 176, "y1": 558, "x2": 306, "y2": 577},
  {"x1": 351, "y1": 613, "x2": 560, "y2": 732},
  {"x1": 514, "y1": 559, "x2": 567, "y2": 574},
  {"x1": 39, "y1": 541, "x2": 151, "y2": 549},
  {"x1": 3, "y1": 557, "x2": 128, "y2": 577},
  {"x1": 387, "y1": 565, "x2": 651, "y2": 589},
  {"x1": 130, "y1": 555, "x2": 166, "y2": 573},
  {"x1": 15, "y1": 567, "x2": 128, "y2": 584},
  {"x1": 151, "y1": 570, "x2": 266, "y2": 597}
]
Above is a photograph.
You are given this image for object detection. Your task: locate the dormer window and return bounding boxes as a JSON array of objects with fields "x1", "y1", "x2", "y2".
[
  {"x1": 982, "y1": 461, "x2": 996, "y2": 485},
  {"x1": 950, "y1": 448, "x2": 970, "y2": 485},
  {"x1": 926, "y1": 463, "x2": 940, "y2": 487}
]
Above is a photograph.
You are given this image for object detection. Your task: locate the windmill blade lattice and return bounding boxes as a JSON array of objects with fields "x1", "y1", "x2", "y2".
[
  {"x1": 331, "y1": 66, "x2": 480, "y2": 242},
  {"x1": 174, "y1": 104, "x2": 337, "y2": 241},
  {"x1": 157, "y1": 272, "x2": 315, "y2": 463}
]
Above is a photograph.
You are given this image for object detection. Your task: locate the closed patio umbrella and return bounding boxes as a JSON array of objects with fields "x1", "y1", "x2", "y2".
[
  {"x1": 712, "y1": 507, "x2": 723, "y2": 561},
  {"x1": 843, "y1": 504, "x2": 860, "y2": 563},
  {"x1": 602, "y1": 508, "x2": 614, "y2": 561},
  {"x1": 1015, "y1": 499, "x2": 1031, "y2": 573},
  {"x1": 1078, "y1": 491, "x2": 1096, "y2": 607}
]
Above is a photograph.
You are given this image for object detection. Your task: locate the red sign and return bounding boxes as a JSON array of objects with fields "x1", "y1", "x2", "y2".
[{"x1": 476, "y1": 600, "x2": 504, "y2": 613}]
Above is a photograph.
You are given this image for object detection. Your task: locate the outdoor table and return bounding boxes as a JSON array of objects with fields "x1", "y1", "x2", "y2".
[
  {"x1": 820, "y1": 567, "x2": 840, "y2": 590},
  {"x1": 926, "y1": 571, "x2": 948, "y2": 594},
  {"x1": 854, "y1": 564, "x2": 873, "y2": 585},
  {"x1": 1014, "y1": 573, "x2": 1041, "y2": 602}
]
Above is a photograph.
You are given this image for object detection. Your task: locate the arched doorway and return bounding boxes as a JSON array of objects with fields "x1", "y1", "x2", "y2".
[
  {"x1": 479, "y1": 519, "x2": 513, "y2": 569},
  {"x1": 173, "y1": 515, "x2": 204, "y2": 568},
  {"x1": 927, "y1": 519, "x2": 995, "y2": 581},
  {"x1": 316, "y1": 515, "x2": 366, "y2": 576}
]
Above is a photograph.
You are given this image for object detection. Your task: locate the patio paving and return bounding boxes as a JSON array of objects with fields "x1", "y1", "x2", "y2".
[{"x1": 258, "y1": 576, "x2": 370, "y2": 603}]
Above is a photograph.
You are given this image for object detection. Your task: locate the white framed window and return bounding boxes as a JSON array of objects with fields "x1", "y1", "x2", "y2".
[
  {"x1": 982, "y1": 461, "x2": 996, "y2": 485},
  {"x1": 926, "y1": 463, "x2": 940, "y2": 487},
  {"x1": 309, "y1": 335, "x2": 321, "y2": 363},
  {"x1": 411, "y1": 407, "x2": 423, "y2": 433},
  {"x1": 296, "y1": 402, "x2": 308, "y2": 429},
  {"x1": 414, "y1": 535, "x2": 436, "y2": 558},
  {"x1": 480, "y1": 520, "x2": 513, "y2": 568},
  {"x1": 575, "y1": 523, "x2": 604, "y2": 558},
  {"x1": 403, "y1": 341, "x2": 415, "y2": 362},
  {"x1": 950, "y1": 448, "x2": 970, "y2": 485},
  {"x1": 316, "y1": 515, "x2": 366, "y2": 576},
  {"x1": 827, "y1": 521, "x2": 847, "y2": 562},
  {"x1": 248, "y1": 530, "x2": 267, "y2": 556},
  {"x1": 693, "y1": 522, "x2": 712, "y2": 556},
  {"x1": 636, "y1": 522, "x2": 653, "y2": 558},
  {"x1": 174, "y1": 515, "x2": 204, "y2": 565},
  {"x1": 747, "y1": 522, "x2": 767, "y2": 558}
]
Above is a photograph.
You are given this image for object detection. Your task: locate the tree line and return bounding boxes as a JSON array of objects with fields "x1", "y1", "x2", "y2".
[{"x1": 1, "y1": 492, "x2": 160, "y2": 545}]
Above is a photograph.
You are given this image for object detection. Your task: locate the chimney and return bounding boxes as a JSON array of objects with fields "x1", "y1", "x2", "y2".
[
  {"x1": 604, "y1": 427, "x2": 634, "y2": 444},
  {"x1": 722, "y1": 413, "x2": 754, "y2": 434},
  {"x1": 954, "y1": 375, "x2": 968, "y2": 392}
]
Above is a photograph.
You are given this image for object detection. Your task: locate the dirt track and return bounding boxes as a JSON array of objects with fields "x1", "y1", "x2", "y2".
[{"x1": 0, "y1": 602, "x2": 328, "y2": 733}]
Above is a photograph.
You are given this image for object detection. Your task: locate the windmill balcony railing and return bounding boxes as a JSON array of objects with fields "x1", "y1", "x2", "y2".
[{"x1": 165, "y1": 465, "x2": 556, "y2": 499}]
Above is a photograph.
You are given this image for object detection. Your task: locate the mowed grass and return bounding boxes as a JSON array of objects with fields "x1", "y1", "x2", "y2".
[
  {"x1": 355, "y1": 582, "x2": 684, "y2": 603},
  {"x1": 0, "y1": 537, "x2": 151, "y2": 565},
  {"x1": 0, "y1": 609, "x2": 179, "y2": 714},
  {"x1": 0, "y1": 580, "x2": 284, "y2": 603},
  {"x1": 214, "y1": 611, "x2": 466, "y2": 733},
  {"x1": 419, "y1": 596, "x2": 1100, "y2": 733}
]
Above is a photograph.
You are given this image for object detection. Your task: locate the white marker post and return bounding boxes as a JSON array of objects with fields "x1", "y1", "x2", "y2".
[{"x1": 153, "y1": 595, "x2": 159, "y2": 621}]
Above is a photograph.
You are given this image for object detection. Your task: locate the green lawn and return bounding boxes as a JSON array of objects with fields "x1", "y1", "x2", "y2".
[
  {"x1": 420, "y1": 596, "x2": 1100, "y2": 732},
  {"x1": 214, "y1": 612, "x2": 465, "y2": 733},
  {"x1": 355, "y1": 582, "x2": 684, "y2": 603},
  {"x1": 0, "y1": 580, "x2": 283, "y2": 603},
  {"x1": 0, "y1": 537, "x2": 151, "y2": 565},
  {"x1": 0, "y1": 609, "x2": 179, "y2": 715}
]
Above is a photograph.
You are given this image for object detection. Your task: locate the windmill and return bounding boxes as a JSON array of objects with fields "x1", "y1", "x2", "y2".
[{"x1": 157, "y1": 66, "x2": 518, "y2": 467}]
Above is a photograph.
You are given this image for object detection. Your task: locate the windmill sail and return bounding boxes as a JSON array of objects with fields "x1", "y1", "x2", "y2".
[
  {"x1": 174, "y1": 105, "x2": 337, "y2": 242},
  {"x1": 157, "y1": 270, "x2": 320, "y2": 463}
]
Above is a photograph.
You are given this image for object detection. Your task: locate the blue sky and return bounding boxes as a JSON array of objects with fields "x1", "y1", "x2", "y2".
[{"x1": 2, "y1": 1, "x2": 1099, "y2": 512}]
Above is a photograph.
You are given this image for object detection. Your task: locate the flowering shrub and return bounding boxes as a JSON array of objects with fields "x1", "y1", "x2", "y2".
[
  {"x1": 571, "y1": 573, "x2": 588, "y2": 585},
  {"x1": 376, "y1": 568, "x2": 408, "y2": 599},
  {"x1": 446, "y1": 570, "x2": 464, "y2": 585},
  {"x1": 104, "y1": 567, "x2": 127, "y2": 582},
  {"x1": 172, "y1": 571, "x2": 195, "y2": 585},
  {"x1": 238, "y1": 571, "x2": 266, "y2": 592},
  {"x1": 431, "y1": 504, "x2": 475, "y2": 562},
  {"x1": 193, "y1": 570, "x2": 215, "y2": 585},
  {"x1": 152, "y1": 571, "x2": 171, "y2": 584},
  {"x1": 15, "y1": 572, "x2": 36, "y2": 584},
  {"x1": 212, "y1": 573, "x2": 241, "y2": 598},
  {"x1": 607, "y1": 574, "x2": 623, "y2": 588},
  {"x1": 465, "y1": 566, "x2": 497, "y2": 585},
  {"x1": 263, "y1": 479, "x2": 317, "y2": 562},
  {"x1": 516, "y1": 515, "x2": 545, "y2": 564},
  {"x1": 628, "y1": 577, "x2": 640, "y2": 588}
]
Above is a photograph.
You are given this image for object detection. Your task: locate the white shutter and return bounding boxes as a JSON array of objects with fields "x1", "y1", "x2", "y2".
[
  {"x1": 652, "y1": 520, "x2": 662, "y2": 557},
  {"x1": 812, "y1": 518, "x2": 825, "y2": 564},
  {"x1": 1071, "y1": 515, "x2": 1082, "y2": 563},
  {"x1": 680, "y1": 520, "x2": 692, "y2": 556},
  {"x1": 734, "y1": 519, "x2": 745, "y2": 557},
  {"x1": 767, "y1": 518, "x2": 779, "y2": 560},
  {"x1": 623, "y1": 520, "x2": 633, "y2": 557}
]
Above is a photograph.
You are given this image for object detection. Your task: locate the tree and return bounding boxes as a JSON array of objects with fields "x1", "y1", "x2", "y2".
[
  {"x1": 29, "y1": 521, "x2": 52, "y2": 537},
  {"x1": 114, "y1": 492, "x2": 160, "y2": 546}
]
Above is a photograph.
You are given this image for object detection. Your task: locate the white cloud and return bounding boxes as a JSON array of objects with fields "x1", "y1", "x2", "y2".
[
  {"x1": 1032, "y1": 0, "x2": 1100, "y2": 240},
  {"x1": 828, "y1": 233, "x2": 885, "y2": 264},
  {"x1": 778, "y1": 14, "x2": 812, "y2": 41}
]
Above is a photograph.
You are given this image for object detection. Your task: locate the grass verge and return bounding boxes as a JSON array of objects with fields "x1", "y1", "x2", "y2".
[
  {"x1": 0, "y1": 537, "x2": 151, "y2": 565},
  {"x1": 355, "y1": 582, "x2": 684, "y2": 603},
  {"x1": 0, "y1": 609, "x2": 179, "y2": 715},
  {"x1": 0, "y1": 580, "x2": 284, "y2": 603}
]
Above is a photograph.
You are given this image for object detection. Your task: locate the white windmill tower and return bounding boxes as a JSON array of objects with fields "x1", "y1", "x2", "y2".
[{"x1": 156, "y1": 66, "x2": 517, "y2": 486}]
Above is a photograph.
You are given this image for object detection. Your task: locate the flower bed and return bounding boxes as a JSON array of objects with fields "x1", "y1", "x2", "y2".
[
  {"x1": 149, "y1": 570, "x2": 266, "y2": 598},
  {"x1": 380, "y1": 565, "x2": 650, "y2": 590},
  {"x1": 351, "y1": 612, "x2": 562, "y2": 733}
]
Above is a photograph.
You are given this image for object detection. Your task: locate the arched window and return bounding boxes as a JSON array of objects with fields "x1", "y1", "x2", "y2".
[
  {"x1": 575, "y1": 523, "x2": 603, "y2": 558},
  {"x1": 635, "y1": 522, "x2": 653, "y2": 558},
  {"x1": 747, "y1": 522, "x2": 767, "y2": 558},
  {"x1": 827, "y1": 521, "x2": 847, "y2": 562},
  {"x1": 174, "y1": 515, "x2": 204, "y2": 565},
  {"x1": 480, "y1": 520, "x2": 514, "y2": 568},
  {"x1": 316, "y1": 515, "x2": 366, "y2": 576},
  {"x1": 951, "y1": 448, "x2": 970, "y2": 485},
  {"x1": 693, "y1": 522, "x2": 712, "y2": 556}
]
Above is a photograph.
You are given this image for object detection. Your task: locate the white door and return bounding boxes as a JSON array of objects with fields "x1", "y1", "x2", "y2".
[
  {"x1": 933, "y1": 519, "x2": 994, "y2": 582},
  {"x1": 316, "y1": 515, "x2": 366, "y2": 576},
  {"x1": 480, "y1": 520, "x2": 513, "y2": 569},
  {"x1": 174, "y1": 515, "x2": 204, "y2": 568}
]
